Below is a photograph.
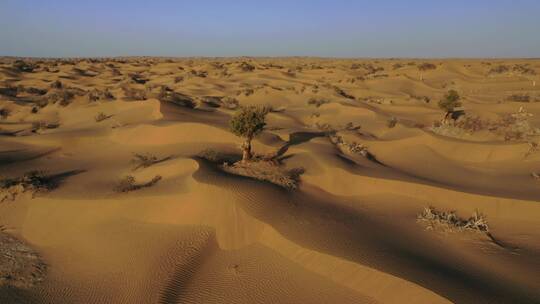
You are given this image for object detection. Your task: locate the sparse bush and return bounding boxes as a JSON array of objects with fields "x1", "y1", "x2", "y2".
[
  {"x1": 45, "y1": 87, "x2": 84, "y2": 107},
  {"x1": 334, "y1": 86, "x2": 355, "y2": 100},
  {"x1": 198, "y1": 149, "x2": 240, "y2": 164},
  {"x1": 131, "y1": 153, "x2": 172, "y2": 170},
  {"x1": 130, "y1": 73, "x2": 148, "y2": 84},
  {"x1": 31, "y1": 121, "x2": 60, "y2": 132},
  {"x1": 239, "y1": 62, "x2": 255, "y2": 72},
  {"x1": 24, "y1": 87, "x2": 47, "y2": 96},
  {"x1": 200, "y1": 96, "x2": 222, "y2": 108},
  {"x1": 221, "y1": 96, "x2": 240, "y2": 110},
  {"x1": 489, "y1": 65, "x2": 509, "y2": 74},
  {"x1": 88, "y1": 88, "x2": 114, "y2": 102},
  {"x1": 229, "y1": 106, "x2": 269, "y2": 161},
  {"x1": 491, "y1": 107, "x2": 539, "y2": 141},
  {"x1": 95, "y1": 112, "x2": 112, "y2": 122},
  {"x1": 50, "y1": 80, "x2": 63, "y2": 89},
  {"x1": 0, "y1": 86, "x2": 19, "y2": 98},
  {"x1": 454, "y1": 115, "x2": 487, "y2": 133},
  {"x1": 507, "y1": 94, "x2": 530, "y2": 103},
  {"x1": 158, "y1": 86, "x2": 195, "y2": 108},
  {"x1": 387, "y1": 117, "x2": 398, "y2": 128},
  {"x1": 0, "y1": 108, "x2": 10, "y2": 120},
  {"x1": 12, "y1": 60, "x2": 36, "y2": 73},
  {"x1": 0, "y1": 171, "x2": 57, "y2": 202},
  {"x1": 525, "y1": 142, "x2": 539, "y2": 157},
  {"x1": 122, "y1": 86, "x2": 147, "y2": 101},
  {"x1": 512, "y1": 64, "x2": 536, "y2": 75},
  {"x1": 431, "y1": 108, "x2": 539, "y2": 141},
  {"x1": 198, "y1": 149, "x2": 223, "y2": 163},
  {"x1": 417, "y1": 206, "x2": 489, "y2": 233},
  {"x1": 307, "y1": 98, "x2": 330, "y2": 108},
  {"x1": 418, "y1": 63, "x2": 436, "y2": 71},
  {"x1": 330, "y1": 134, "x2": 372, "y2": 158},
  {"x1": 114, "y1": 175, "x2": 162, "y2": 193},
  {"x1": 411, "y1": 95, "x2": 431, "y2": 103},
  {"x1": 222, "y1": 160, "x2": 304, "y2": 190},
  {"x1": 189, "y1": 70, "x2": 208, "y2": 78}
]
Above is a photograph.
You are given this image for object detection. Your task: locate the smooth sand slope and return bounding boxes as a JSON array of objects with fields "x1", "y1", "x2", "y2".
[{"x1": 0, "y1": 57, "x2": 539, "y2": 303}]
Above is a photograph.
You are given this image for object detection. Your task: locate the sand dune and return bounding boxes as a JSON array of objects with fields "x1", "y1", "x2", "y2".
[{"x1": 1, "y1": 57, "x2": 539, "y2": 303}]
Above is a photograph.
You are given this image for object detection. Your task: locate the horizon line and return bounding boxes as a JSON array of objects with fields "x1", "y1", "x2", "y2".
[{"x1": 2, "y1": 55, "x2": 540, "y2": 60}]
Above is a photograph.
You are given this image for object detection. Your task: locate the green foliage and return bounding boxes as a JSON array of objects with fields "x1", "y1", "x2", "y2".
[
  {"x1": 229, "y1": 106, "x2": 269, "y2": 140},
  {"x1": 438, "y1": 89, "x2": 462, "y2": 112}
]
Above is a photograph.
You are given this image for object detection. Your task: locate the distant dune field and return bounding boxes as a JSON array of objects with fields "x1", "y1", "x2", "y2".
[{"x1": 0, "y1": 57, "x2": 539, "y2": 304}]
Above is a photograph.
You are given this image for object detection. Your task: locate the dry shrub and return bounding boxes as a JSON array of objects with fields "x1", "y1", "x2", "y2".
[
  {"x1": 221, "y1": 97, "x2": 239, "y2": 110},
  {"x1": 32, "y1": 121, "x2": 60, "y2": 132},
  {"x1": 307, "y1": 98, "x2": 330, "y2": 107},
  {"x1": 22, "y1": 87, "x2": 47, "y2": 96},
  {"x1": 507, "y1": 94, "x2": 530, "y2": 103},
  {"x1": 158, "y1": 86, "x2": 195, "y2": 108},
  {"x1": 131, "y1": 153, "x2": 172, "y2": 170},
  {"x1": 45, "y1": 87, "x2": 85, "y2": 106},
  {"x1": 88, "y1": 88, "x2": 114, "y2": 102},
  {"x1": 418, "y1": 207, "x2": 489, "y2": 233},
  {"x1": 387, "y1": 117, "x2": 398, "y2": 128},
  {"x1": 418, "y1": 63, "x2": 436, "y2": 71},
  {"x1": 334, "y1": 86, "x2": 355, "y2": 100},
  {"x1": 239, "y1": 62, "x2": 255, "y2": 72},
  {"x1": 130, "y1": 73, "x2": 148, "y2": 84},
  {"x1": 0, "y1": 171, "x2": 57, "y2": 202},
  {"x1": 491, "y1": 108, "x2": 538, "y2": 141},
  {"x1": 95, "y1": 112, "x2": 112, "y2": 122},
  {"x1": 200, "y1": 96, "x2": 239, "y2": 109},
  {"x1": 512, "y1": 64, "x2": 536, "y2": 75},
  {"x1": 200, "y1": 96, "x2": 222, "y2": 108},
  {"x1": 114, "y1": 175, "x2": 162, "y2": 193},
  {"x1": 489, "y1": 65, "x2": 509, "y2": 74},
  {"x1": 410, "y1": 95, "x2": 430, "y2": 103},
  {"x1": 50, "y1": 80, "x2": 63, "y2": 89},
  {"x1": 525, "y1": 141, "x2": 539, "y2": 158},
  {"x1": 222, "y1": 160, "x2": 304, "y2": 190},
  {"x1": 122, "y1": 86, "x2": 147, "y2": 101},
  {"x1": 431, "y1": 108, "x2": 539, "y2": 141},
  {"x1": 0, "y1": 86, "x2": 19, "y2": 98},
  {"x1": 351, "y1": 63, "x2": 384, "y2": 74},
  {"x1": 12, "y1": 60, "x2": 36, "y2": 73},
  {"x1": 198, "y1": 149, "x2": 240, "y2": 164},
  {"x1": 330, "y1": 134, "x2": 373, "y2": 158},
  {"x1": 189, "y1": 70, "x2": 208, "y2": 78},
  {"x1": 0, "y1": 108, "x2": 10, "y2": 120}
]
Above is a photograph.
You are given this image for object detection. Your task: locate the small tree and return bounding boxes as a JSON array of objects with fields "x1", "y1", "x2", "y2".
[
  {"x1": 438, "y1": 90, "x2": 462, "y2": 119},
  {"x1": 229, "y1": 106, "x2": 269, "y2": 161}
]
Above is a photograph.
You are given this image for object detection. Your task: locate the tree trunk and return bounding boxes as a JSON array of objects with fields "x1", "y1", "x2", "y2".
[
  {"x1": 242, "y1": 139, "x2": 252, "y2": 161},
  {"x1": 444, "y1": 111, "x2": 451, "y2": 121}
]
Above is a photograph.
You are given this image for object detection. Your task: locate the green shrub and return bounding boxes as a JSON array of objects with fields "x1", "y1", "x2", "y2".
[
  {"x1": 229, "y1": 106, "x2": 269, "y2": 161},
  {"x1": 438, "y1": 90, "x2": 462, "y2": 113}
]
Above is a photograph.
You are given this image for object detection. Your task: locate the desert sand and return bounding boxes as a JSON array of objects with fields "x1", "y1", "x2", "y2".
[{"x1": 0, "y1": 57, "x2": 539, "y2": 303}]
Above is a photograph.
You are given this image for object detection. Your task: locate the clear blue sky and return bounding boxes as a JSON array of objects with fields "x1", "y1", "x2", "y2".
[{"x1": 1, "y1": 0, "x2": 539, "y2": 58}]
